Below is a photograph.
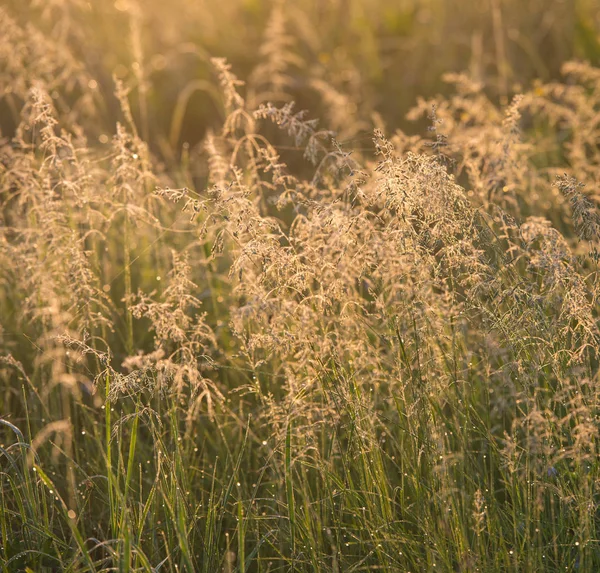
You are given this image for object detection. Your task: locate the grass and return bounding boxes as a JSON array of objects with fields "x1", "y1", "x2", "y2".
[{"x1": 2, "y1": 1, "x2": 600, "y2": 572}]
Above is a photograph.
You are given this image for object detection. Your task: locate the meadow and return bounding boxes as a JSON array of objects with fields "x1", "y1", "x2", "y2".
[{"x1": 2, "y1": 0, "x2": 600, "y2": 571}]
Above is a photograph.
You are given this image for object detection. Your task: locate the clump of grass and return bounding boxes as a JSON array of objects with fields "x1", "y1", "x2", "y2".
[{"x1": 3, "y1": 4, "x2": 600, "y2": 573}]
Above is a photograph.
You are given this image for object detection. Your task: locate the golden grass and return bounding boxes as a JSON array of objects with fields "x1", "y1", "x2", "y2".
[{"x1": 2, "y1": 1, "x2": 600, "y2": 571}]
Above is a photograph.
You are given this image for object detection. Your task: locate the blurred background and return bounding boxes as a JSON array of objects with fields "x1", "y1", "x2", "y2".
[{"x1": 2, "y1": 0, "x2": 600, "y2": 155}]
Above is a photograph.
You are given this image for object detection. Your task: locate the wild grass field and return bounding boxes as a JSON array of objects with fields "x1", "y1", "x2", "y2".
[{"x1": 3, "y1": 1, "x2": 600, "y2": 571}]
